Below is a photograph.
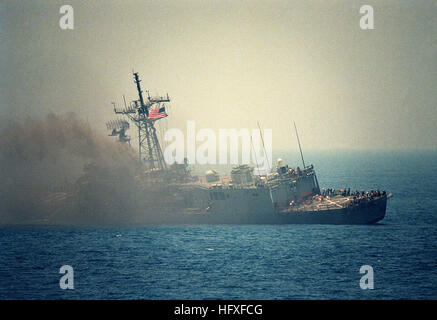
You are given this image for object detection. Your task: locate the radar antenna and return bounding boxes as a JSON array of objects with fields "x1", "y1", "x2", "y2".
[{"x1": 106, "y1": 119, "x2": 131, "y2": 144}]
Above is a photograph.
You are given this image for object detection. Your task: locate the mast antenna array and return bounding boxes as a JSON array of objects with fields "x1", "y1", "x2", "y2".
[{"x1": 108, "y1": 72, "x2": 170, "y2": 170}]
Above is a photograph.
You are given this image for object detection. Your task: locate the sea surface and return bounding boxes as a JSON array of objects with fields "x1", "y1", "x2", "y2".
[{"x1": 1, "y1": 150, "x2": 436, "y2": 299}]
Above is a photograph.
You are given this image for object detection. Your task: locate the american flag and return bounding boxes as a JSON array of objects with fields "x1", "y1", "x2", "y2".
[{"x1": 147, "y1": 106, "x2": 167, "y2": 120}]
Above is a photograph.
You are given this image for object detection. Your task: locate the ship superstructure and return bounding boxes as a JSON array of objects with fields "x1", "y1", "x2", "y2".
[{"x1": 172, "y1": 158, "x2": 390, "y2": 224}]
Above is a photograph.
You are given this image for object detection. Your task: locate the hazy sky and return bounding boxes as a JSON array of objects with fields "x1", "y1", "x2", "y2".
[{"x1": 1, "y1": 0, "x2": 436, "y2": 150}]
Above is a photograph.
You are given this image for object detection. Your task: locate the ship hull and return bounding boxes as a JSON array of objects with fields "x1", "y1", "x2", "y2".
[{"x1": 157, "y1": 195, "x2": 388, "y2": 225}]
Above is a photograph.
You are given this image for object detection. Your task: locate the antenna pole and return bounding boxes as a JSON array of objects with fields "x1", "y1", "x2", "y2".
[
  {"x1": 257, "y1": 121, "x2": 271, "y2": 172},
  {"x1": 250, "y1": 135, "x2": 261, "y2": 175},
  {"x1": 294, "y1": 121, "x2": 306, "y2": 168},
  {"x1": 123, "y1": 94, "x2": 127, "y2": 108},
  {"x1": 133, "y1": 72, "x2": 148, "y2": 116}
]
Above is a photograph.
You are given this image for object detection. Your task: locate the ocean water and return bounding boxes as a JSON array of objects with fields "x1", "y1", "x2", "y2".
[{"x1": 0, "y1": 150, "x2": 436, "y2": 299}]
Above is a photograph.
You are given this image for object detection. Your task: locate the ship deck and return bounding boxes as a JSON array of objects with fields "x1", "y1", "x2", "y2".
[{"x1": 279, "y1": 194, "x2": 387, "y2": 213}]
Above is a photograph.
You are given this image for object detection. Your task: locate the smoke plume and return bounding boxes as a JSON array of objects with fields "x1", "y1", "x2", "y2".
[{"x1": 0, "y1": 112, "x2": 143, "y2": 225}]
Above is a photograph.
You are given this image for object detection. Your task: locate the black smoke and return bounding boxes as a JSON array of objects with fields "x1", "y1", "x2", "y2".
[{"x1": 0, "y1": 112, "x2": 145, "y2": 225}]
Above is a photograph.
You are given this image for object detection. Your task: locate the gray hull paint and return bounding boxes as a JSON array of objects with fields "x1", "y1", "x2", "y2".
[{"x1": 164, "y1": 194, "x2": 387, "y2": 225}]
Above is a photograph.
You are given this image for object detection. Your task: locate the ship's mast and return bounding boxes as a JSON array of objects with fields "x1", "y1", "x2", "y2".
[
  {"x1": 110, "y1": 72, "x2": 170, "y2": 170},
  {"x1": 134, "y1": 73, "x2": 147, "y2": 116}
]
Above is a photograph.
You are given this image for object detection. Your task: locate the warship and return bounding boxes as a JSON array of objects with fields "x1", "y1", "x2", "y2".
[
  {"x1": 166, "y1": 161, "x2": 391, "y2": 225},
  {"x1": 96, "y1": 72, "x2": 391, "y2": 225}
]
